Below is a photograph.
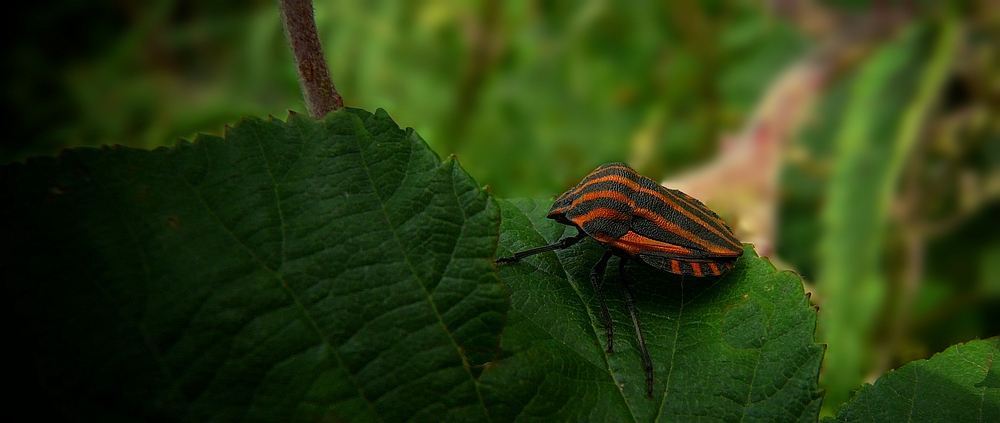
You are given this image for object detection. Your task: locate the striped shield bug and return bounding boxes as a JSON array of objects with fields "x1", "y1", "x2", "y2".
[{"x1": 496, "y1": 162, "x2": 743, "y2": 398}]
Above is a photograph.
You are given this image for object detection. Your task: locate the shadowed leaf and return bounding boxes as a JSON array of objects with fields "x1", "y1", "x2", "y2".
[{"x1": 3, "y1": 108, "x2": 507, "y2": 422}]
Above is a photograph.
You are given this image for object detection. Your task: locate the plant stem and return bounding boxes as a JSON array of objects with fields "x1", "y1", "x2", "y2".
[{"x1": 279, "y1": 0, "x2": 343, "y2": 118}]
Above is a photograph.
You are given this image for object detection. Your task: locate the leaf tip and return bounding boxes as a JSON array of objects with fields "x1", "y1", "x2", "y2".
[
  {"x1": 172, "y1": 137, "x2": 191, "y2": 149},
  {"x1": 189, "y1": 133, "x2": 209, "y2": 145}
]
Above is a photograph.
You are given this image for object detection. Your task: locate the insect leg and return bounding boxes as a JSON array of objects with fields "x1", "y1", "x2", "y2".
[
  {"x1": 619, "y1": 257, "x2": 654, "y2": 398},
  {"x1": 495, "y1": 229, "x2": 588, "y2": 264},
  {"x1": 589, "y1": 250, "x2": 615, "y2": 353}
]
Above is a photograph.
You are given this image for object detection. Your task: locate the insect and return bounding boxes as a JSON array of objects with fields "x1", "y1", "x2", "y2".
[{"x1": 496, "y1": 162, "x2": 743, "y2": 398}]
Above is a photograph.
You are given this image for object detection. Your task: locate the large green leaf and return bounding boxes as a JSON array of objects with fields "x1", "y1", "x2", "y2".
[
  {"x1": 481, "y1": 198, "x2": 824, "y2": 422},
  {"x1": 3, "y1": 108, "x2": 507, "y2": 422},
  {"x1": 824, "y1": 338, "x2": 1000, "y2": 422}
]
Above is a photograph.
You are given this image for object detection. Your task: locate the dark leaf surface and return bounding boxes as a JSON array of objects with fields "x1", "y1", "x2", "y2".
[
  {"x1": 481, "y1": 198, "x2": 824, "y2": 422},
  {"x1": 3, "y1": 108, "x2": 507, "y2": 422}
]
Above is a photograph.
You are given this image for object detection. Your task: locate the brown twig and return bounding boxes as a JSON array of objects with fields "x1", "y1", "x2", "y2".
[{"x1": 279, "y1": 0, "x2": 343, "y2": 118}]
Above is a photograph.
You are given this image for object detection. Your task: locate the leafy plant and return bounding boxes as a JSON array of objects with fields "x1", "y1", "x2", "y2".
[
  {"x1": 4, "y1": 109, "x2": 507, "y2": 421},
  {"x1": 5, "y1": 1, "x2": 999, "y2": 421},
  {"x1": 6, "y1": 108, "x2": 996, "y2": 421}
]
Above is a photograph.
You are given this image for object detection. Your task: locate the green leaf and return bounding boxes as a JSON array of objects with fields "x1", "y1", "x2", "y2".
[
  {"x1": 824, "y1": 338, "x2": 1000, "y2": 422},
  {"x1": 481, "y1": 198, "x2": 824, "y2": 422},
  {"x1": 3, "y1": 108, "x2": 507, "y2": 422}
]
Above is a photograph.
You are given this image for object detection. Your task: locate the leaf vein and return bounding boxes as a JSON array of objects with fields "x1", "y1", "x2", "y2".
[
  {"x1": 354, "y1": 127, "x2": 489, "y2": 421},
  {"x1": 179, "y1": 164, "x2": 382, "y2": 421}
]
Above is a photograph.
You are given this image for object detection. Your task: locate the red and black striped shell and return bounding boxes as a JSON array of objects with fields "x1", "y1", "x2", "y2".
[{"x1": 548, "y1": 162, "x2": 743, "y2": 277}]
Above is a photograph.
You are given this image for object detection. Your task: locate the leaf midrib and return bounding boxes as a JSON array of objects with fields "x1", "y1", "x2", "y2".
[
  {"x1": 181, "y1": 125, "x2": 383, "y2": 420},
  {"x1": 354, "y1": 124, "x2": 493, "y2": 422}
]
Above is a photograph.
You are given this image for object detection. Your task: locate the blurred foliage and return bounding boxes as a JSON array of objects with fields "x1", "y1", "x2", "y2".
[
  {"x1": 5, "y1": 0, "x2": 1000, "y2": 418},
  {"x1": 814, "y1": 21, "x2": 957, "y2": 408},
  {"x1": 2, "y1": 0, "x2": 806, "y2": 197}
]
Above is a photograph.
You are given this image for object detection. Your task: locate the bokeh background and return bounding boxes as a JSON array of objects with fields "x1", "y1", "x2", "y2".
[{"x1": 5, "y1": 0, "x2": 999, "y2": 414}]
